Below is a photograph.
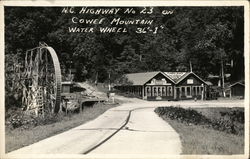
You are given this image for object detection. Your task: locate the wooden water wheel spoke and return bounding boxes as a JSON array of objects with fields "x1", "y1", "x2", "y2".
[{"x1": 22, "y1": 43, "x2": 62, "y2": 115}]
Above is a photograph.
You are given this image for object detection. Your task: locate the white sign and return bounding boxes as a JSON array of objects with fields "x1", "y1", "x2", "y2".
[
  {"x1": 187, "y1": 79, "x2": 194, "y2": 84},
  {"x1": 110, "y1": 93, "x2": 115, "y2": 97}
]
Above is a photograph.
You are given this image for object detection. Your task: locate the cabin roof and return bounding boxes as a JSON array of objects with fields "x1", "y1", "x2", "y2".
[
  {"x1": 229, "y1": 82, "x2": 245, "y2": 88},
  {"x1": 205, "y1": 81, "x2": 213, "y2": 86},
  {"x1": 123, "y1": 71, "x2": 206, "y2": 86},
  {"x1": 164, "y1": 72, "x2": 188, "y2": 82},
  {"x1": 125, "y1": 71, "x2": 160, "y2": 85}
]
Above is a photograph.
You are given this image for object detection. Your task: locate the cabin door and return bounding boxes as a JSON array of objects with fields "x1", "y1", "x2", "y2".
[{"x1": 176, "y1": 87, "x2": 181, "y2": 99}]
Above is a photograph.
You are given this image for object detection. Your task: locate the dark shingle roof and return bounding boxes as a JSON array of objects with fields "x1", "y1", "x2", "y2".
[{"x1": 125, "y1": 71, "x2": 160, "y2": 85}]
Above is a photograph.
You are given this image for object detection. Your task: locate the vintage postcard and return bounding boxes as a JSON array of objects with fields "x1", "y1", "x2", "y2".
[{"x1": 0, "y1": 1, "x2": 249, "y2": 159}]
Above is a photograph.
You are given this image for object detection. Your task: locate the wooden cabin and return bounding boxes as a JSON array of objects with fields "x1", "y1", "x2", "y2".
[
  {"x1": 229, "y1": 82, "x2": 245, "y2": 98},
  {"x1": 115, "y1": 71, "x2": 208, "y2": 100}
]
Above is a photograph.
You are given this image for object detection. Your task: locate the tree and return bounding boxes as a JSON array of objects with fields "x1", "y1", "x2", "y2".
[{"x1": 5, "y1": 6, "x2": 244, "y2": 85}]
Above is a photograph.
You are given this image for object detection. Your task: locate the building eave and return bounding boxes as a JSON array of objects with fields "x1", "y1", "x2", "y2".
[
  {"x1": 143, "y1": 71, "x2": 176, "y2": 86},
  {"x1": 176, "y1": 72, "x2": 208, "y2": 85},
  {"x1": 229, "y1": 82, "x2": 245, "y2": 87}
]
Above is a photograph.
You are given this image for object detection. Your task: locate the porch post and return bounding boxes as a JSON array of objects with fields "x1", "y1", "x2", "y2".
[
  {"x1": 142, "y1": 86, "x2": 145, "y2": 99},
  {"x1": 230, "y1": 88, "x2": 232, "y2": 98},
  {"x1": 174, "y1": 86, "x2": 176, "y2": 99},
  {"x1": 201, "y1": 84, "x2": 204, "y2": 100}
]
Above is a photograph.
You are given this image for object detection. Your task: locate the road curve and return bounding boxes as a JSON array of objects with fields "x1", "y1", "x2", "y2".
[
  {"x1": 7, "y1": 99, "x2": 243, "y2": 155},
  {"x1": 8, "y1": 101, "x2": 182, "y2": 154},
  {"x1": 90, "y1": 107, "x2": 182, "y2": 154},
  {"x1": 8, "y1": 109, "x2": 129, "y2": 154}
]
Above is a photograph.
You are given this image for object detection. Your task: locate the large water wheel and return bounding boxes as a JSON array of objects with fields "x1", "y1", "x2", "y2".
[{"x1": 22, "y1": 43, "x2": 62, "y2": 116}]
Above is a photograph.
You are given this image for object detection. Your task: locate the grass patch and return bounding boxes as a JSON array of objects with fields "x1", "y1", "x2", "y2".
[
  {"x1": 155, "y1": 107, "x2": 244, "y2": 154},
  {"x1": 5, "y1": 103, "x2": 117, "y2": 153},
  {"x1": 163, "y1": 117, "x2": 244, "y2": 154}
]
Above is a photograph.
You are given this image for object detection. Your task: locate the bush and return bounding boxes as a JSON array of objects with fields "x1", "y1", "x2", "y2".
[
  {"x1": 220, "y1": 109, "x2": 244, "y2": 123},
  {"x1": 5, "y1": 93, "x2": 22, "y2": 111},
  {"x1": 5, "y1": 108, "x2": 36, "y2": 129},
  {"x1": 217, "y1": 109, "x2": 244, "y2": 135},
  {"x1": 155, "y1": 106, "x2": 211, "y2": 125},
  {"x1": 34, "y1": 113, "x2": 63, "y2": 126},
  {"x1": 155, "y1": 106, "x2": 244, "y2": 135},
  {"x1": 5, "y1": 108, "x2": 64, "y2": 130}
]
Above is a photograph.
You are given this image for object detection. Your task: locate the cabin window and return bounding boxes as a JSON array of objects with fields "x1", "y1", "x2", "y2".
[
  {"x1": 154, "y1": 87, "x2": 157, "y2": 96},
  {"x1": 169, "y1": 86, "x2": 173, "y2": 96},
  {"x1": 192, "y1": 86, "x2": 196, "y2": 96},
  {"x1": 162, "y1": 87, "x2": 166, "y2": 96},
  {"x1": 146, "y1": 86, "x2": 151, "y2": 96},
  {"x1": 167, "y1": 86, "x2": 171, "y2": 96},
  {"x1": 181, "y1": 87, "x2": 185, "y2": 96},
  {"x1": 197, "y1": 87, "x2": 200, "y2": 95},
  {"x1": 187, "y1": 87, "x2": 191, "y2": 96},
  {"x1": 158, "y1": 87, "x2": 162, "y2": 96},
  {"x1": 166, "y1": 87, "x2": 169, "y2": 96}
]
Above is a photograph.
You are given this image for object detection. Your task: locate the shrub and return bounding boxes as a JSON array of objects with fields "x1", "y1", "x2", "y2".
[
  {"x1": 155, "y1": 106, "x2": 244, "y2": 135},
  {"x1": 155, "y1": 106, "x2": 211, "y2": 126},
  {"x1": 5, "y1": 108, "x2": 64, "y2": 130},
  {"x1": 5, "y1": 108, "x2": 36, "y2": 129}
]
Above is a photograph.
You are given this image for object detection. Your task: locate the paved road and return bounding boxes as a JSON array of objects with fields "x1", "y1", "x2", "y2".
[
  {"x1": 90, "y1": 107, "x2": 181, "y2": 154},
  {"x1": 8, "y1": 98, "x2": 244, "y2": 155}
]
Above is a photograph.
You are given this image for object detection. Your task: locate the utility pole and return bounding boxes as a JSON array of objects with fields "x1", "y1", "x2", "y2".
[
  {"x1": 69, "y1": 61, "x2": 73, "y2": 81},
  {"x1": 221, "y1": 59, "x2": 225, "y2": 97},
  {"x1": 219, "y1": 48, "x2": 226, "y2": 98},
  {"x1": 95, "y1": 72, "x2": 98, "y2": 87},
  {"x1": 108, "y1": 72, "x2": 111, "y2": 91},
  {"x1": 189, "y1": 61, "x2": 193, "y2": 72}
]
